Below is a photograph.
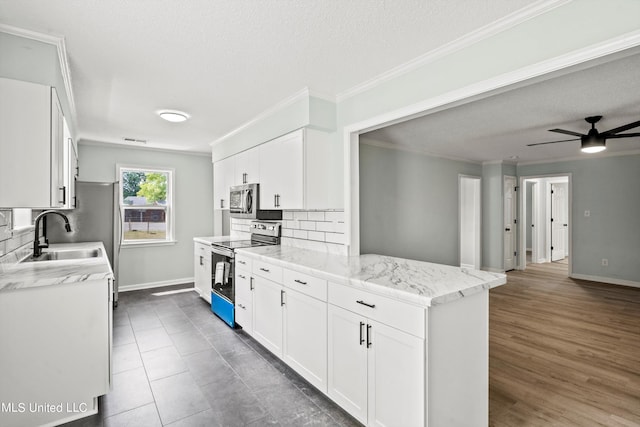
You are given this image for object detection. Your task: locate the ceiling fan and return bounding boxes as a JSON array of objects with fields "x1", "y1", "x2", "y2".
[{"x1": 527, "y1": 116, "x2": 640, "y2": 153}]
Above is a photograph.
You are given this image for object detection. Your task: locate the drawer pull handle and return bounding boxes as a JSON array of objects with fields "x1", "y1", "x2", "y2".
[
  {"x1": 250, "y1": 277, "x2": 254, "y2": 291},
  {"x1": 294, "y1": 279, "x2": 308, "y2": 285},
  {"x1": 238, "y1": 260, "x2": 246, "y2": 265},
  {"x1": 366, "y1": 324, "x2": 372, "y2": 348},
  {"x1": 356, "y1": 300, "x2": 376, "y2": 309},
  {"x1": 238, "y1": 274, "x2": 246, "y2": 280},
  {"x1": 280, "y1": 290, "x2": 285, "y2": 306},
  {"x1": 260, "y1": 267, "x2": 270, "y2": 273},
  {"x1": 359, "y1": 322, "x2": 365, "y2": 345},
  {"x1": 237, "y1": 304, "x2": 245, "y2": 309}
]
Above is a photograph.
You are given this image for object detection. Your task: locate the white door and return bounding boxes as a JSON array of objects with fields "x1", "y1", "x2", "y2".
[
  {"x1": 327, "y1": 305, "x2": 368, "y2": 424},
  {"x1": 282, "y1": 288, "x2": 328, "y2": 393},
  {"x1": 503, "y1": 176, "x2": 517, "y2": 271},
  {"x1": 551, "y1": 183, "x2": 568, "y2": 261},
  {"x1": 252, "y1": 276, "x2": 284, "y2": 357},
  {"x1": 367, "y1": 320, "x2": 425, "y2": 427}
]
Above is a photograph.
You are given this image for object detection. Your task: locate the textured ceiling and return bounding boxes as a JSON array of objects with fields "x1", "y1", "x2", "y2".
[
  {"x1": 364, "y1": 50, "x2": 640, "y2": 164},
  {"x1": 0, "y1": 0, "x2": 537, "y2": 153}
]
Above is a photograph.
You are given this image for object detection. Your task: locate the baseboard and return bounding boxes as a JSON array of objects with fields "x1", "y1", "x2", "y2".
[
  {"x1": 570, "y1": 273, "x2": 640, "y2": 289},
  {"x1": 119, "y1": 277, "x2": 195, "y2": 292}
]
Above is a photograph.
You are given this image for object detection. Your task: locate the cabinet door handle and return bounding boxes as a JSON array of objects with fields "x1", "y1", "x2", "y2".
[
  {"x1": 260, "y1": 267, "x2": 270, "y2": 273},
  {"x1": 294, "y1": 279, "x2": 308, "y2": 285},
  {"x1": 250, "y1": 277, "x2": 254, "y2": 291},
  {"x1": 276, "y1": 194, "x2": 281, "y2": 207},
  {"x1": 280, "y1": 290, "x2": 285, "y2": 306},
  {"x1": 356, "y1": 300, "x2": 375, "y2": 309},
  {"x1": 242, "y1": 172, "x2": 247, "y2": 184},
  {"x1": 366, "y1": 324, "x2": 372, "y2": 348},
  {"x1": 220, "y1": 199, "x2": 225, "y2": 209},
  {"x1": 199, "y1": 256, "x2": 203, "y2": 266},
  {"x1": 359, "y1": 321, "x2": 365, "y2": 345},
  {"x1": 59, "y1": 186, "x2": 67, "y2": 205},
  {"x1": 238, "y1": 303, "x2": 245, "y2": 309},
  {"x1": 238, "y1": 260, "x2": 246, "y2": 265}
]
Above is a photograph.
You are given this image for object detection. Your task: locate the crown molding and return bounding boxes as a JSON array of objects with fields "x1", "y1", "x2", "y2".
[
  {"x1": 210, "y1": 87, "x2": 311, "y2": 147},
  {"x1": 336, "y1": 0, "x2": 570, "y2": 103},
  {"x1": 0, "y1": 23, "x2": 77, "y2": 119},
  {"x1": 79, "y1": 139, "x2": 212, "y2": 157}
]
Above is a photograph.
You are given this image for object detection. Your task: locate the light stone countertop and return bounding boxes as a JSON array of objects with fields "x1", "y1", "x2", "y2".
[
  {"x1": 0, "y1": 242, "x2": 113, "y2": 292},
  {"x1": 193, "y1": 236, "x2": 248, "y2": 245},
  {"x1": 236, "y1": 245, "x2": 506, "y2": 307}
]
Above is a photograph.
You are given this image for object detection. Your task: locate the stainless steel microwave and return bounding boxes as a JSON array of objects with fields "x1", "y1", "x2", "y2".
[{"x1": 229, "y1": 183, "x2": 282, "y2": 220}]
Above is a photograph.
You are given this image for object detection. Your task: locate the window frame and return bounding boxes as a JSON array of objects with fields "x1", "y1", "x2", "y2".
[{"x1": 117, "y1": 164, "x2": 176, "y2": 247}]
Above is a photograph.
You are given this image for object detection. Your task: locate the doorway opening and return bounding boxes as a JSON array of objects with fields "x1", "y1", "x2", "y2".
[
  {"x1": 518, "y1": 174, "x2": 571, "y2": 275},
  {"x1": 459, "y1": 175, "x2": 481, "y2": 270}
]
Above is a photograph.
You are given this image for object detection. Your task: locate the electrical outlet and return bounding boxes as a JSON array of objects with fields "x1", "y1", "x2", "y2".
[
  {"x1": 602, "y1": 258, "x2": 608, "y2": 266},
  {"x1": 584, "y1": 210, "x2": 591, "y2": 217}
]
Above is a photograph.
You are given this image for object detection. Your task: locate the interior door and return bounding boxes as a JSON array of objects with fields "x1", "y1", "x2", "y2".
[
  {"x1": 503, "y1": 176, "x2": 517, "y2": 271},
  {"x1": 551, "y1": 183, "x2": 568, "y2": 261}
]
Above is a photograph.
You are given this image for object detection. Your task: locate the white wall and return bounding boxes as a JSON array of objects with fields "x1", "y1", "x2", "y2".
[{"x1": 78, "y1": 142, "x2": 214, "y2": 289}]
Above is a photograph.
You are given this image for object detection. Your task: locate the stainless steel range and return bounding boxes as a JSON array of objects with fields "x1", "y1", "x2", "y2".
[{"x1": 210, "y1": 220, "x2": 281, "y2": 327}]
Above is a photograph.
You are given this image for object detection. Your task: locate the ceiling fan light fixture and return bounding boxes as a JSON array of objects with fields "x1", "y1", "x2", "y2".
[
  {"x1": 581, "y1": 137, "x2": 606, "y2": 153},
  {"x1": 158, "y1": 110, "x2": 189, "y2": 123}
]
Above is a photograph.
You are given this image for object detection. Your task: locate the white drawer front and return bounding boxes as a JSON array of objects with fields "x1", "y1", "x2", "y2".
[
  {"x1": 235, "y1": 268, "x2": 252, "y2": 302},
  {"x1": 194, "y1": 242, "x2": 209, "y2": 256},
  {"x1": 235, "y1": 254, "x2": 252, "y2": 271},
  {"x1": 328, "y1": 282, "x2": 425, "y2": 339},
  {"x1": 283, "y1": 268, "x2": 327, "y2": 302},
  {"x1": 253, "y1": 260, "x2": 283, "y2": 283}
]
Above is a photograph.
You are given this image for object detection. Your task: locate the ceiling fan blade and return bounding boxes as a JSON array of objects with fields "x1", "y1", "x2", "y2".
[
  {"x1": 601, "y1": 120, "x2": 640, "y2": 135},
  {"x1": 605, "y1": 132, "x2": 640, "y2": 139},
  {"x1": 527, "y1": 138, "x2": 580, "y2": 147},
  {"x1": 548, "y1": 128, "x2": 585, "y2": 137}
]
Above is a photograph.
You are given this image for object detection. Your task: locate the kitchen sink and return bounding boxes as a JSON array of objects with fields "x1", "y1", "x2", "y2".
[{"x1": 22, "y1": 248, "x2": 102, "y2": 262}]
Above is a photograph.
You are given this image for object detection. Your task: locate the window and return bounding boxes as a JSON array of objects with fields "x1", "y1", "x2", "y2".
[{"x1": 118, "y1": 166, "x2": 175, "y2": 245}]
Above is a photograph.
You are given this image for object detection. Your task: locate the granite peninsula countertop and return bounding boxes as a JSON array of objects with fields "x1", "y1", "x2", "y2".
[
  {"x1": 193, "y1": 235, "x2": 247, "y2": 245},
  {"x1": 236, "y1": 245, "x2": 506, "y2": 307},
  {"x1": 0, "y1": 242, "x2": 113, "y2": 292}
]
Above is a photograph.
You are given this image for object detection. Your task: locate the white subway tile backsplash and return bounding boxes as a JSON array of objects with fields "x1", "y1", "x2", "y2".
[
  {"x1": 325, "y1": 232, "x2": 345, "y2": 244},
  {"x1": 0, "y1": 240, "x2": 5, "y2": 257},
  {"x1": 293, "y1": 229, "x2": 308, "y2": 239},
  {"x1": 316, "y1": 221, "x2": 345, "y2": 233},
  {"x1": 0, "y1": 210, "x2": 10, "y2": 227},
  {"x1": 283, "y1": 211, "x2": 294, "y2": 220},
  {"x1": 299, "y1": 221, "x2": 316, "y2": 231},
  {"x1": 281, "y1": 228, "x2": 293, "y2": 238},
  {"x1": 293, "y1": 211, "x2": 308, "y2": 221},
  {"x1": 307, "y1": 231, "x2": 325, "y2": 241},
  {"x1": 307, "y1": 211, "x2": 325, "y2": 221},
  {"x1": 324, "y1": 211, "x2": 345, "y2": 222},
  {"x1": 285, "y1": 220, "x2": 299, "y2": 229}
]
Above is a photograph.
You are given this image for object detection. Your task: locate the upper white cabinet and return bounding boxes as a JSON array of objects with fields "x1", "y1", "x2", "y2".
[
  {"x1": 234, "y1": 146, "x2": 260, "y2": 185},
  {"x1": 259, "y1": 130, "x2": 304, "y2": 210},
  {"x1": 0, "y1": 78, "x2": 68, "y2": 208},
  {"x1": 62, "y1": 119, "x2": 79, "y2": 209},
  {"x1": 213, "y1": 155, "x2": 235, "y2": 210}
]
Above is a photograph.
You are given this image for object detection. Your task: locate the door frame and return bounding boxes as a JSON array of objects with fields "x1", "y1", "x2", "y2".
[
  {"x1": 458, "y1": 175, "x2": 482, "y2": 270},
  {"x1": 518, "y1": 173, "x2": 572, "y2": 274}
]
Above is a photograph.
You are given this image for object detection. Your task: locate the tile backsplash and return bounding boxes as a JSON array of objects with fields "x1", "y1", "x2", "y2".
[
  {"x1": 0, "y1": 209, "x2": 34, "y2": 268},
  {"x1": 230, "y1": 210, "x2": 347, "y2": 255}
]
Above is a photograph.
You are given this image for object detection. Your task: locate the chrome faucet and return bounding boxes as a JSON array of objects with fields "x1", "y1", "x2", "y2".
[{"x1": 33, "y1": 210, "x2": 72, "y2": 258}]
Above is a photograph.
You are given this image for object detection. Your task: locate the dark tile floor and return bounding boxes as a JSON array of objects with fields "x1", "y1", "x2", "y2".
[{"x1": 63, "y1": 284, "x2": 362, "y2": 427}]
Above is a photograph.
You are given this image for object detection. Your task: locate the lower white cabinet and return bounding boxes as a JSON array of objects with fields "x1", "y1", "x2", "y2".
[
  {"x1": 282, "y1": 287, "x2": 328, "y2": 392},
  {"x1": 252, "y1": 275, "x2": 284, "y2": 356},
  {"x1": 327, "y1": 304, "x2": 425, "y2": 427},
  {"x1": 194, "y1": 242, "x2": 212, "y2": 303},
  {"x1": 234, "y1": 267, "x2": 253, "y2": 335}
]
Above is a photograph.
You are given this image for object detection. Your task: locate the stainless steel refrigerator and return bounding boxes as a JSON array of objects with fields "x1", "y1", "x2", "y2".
[{"x1": 47, "y1": 181, "x2": 121, "y2": 306}]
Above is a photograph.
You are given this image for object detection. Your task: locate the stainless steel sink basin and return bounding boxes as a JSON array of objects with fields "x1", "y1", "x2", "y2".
[{"x1": 22, "y1": 249, "x2": 102, "y2": 262}]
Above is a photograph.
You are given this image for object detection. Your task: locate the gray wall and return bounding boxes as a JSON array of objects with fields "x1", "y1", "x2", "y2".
[
  {"x1": 518, "y1": 154, "x2": 640, "y2": 283},
  {"x1": 359, "y1": 141, "x2": 481, "y2": 266},
  {"x1": 78, "y1": 142, "x2": 214, "y2": 288}
]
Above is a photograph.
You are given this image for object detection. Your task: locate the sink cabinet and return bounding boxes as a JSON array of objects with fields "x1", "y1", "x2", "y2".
[{"x1": 0, "y1": 78, "x2": 69, "y2": 208}]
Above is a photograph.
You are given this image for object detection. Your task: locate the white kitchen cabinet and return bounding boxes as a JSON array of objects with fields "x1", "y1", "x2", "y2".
[
  {"x1": 213, "y1": 155, "x2": 235, "y2": 210},
  {"x1": 328, "y1": 286, "x2": 425, "y2": 427},
  {"x1": 259, "y1": 130, "x2": 304, "y2": 210},
  {"x1": 252, "y1": 275, "x2": 284, "y2": 357},
  {"x1": 0, "y1": 277, "x2": 112, "y2": 427},
  {"x1": 282, "y1": 287, "x2": 328, "y2": 392},
  {"x1": 234, "y1": 146, "x2": 260, "y2": 185},
  {"x1": 194, "y1": 242, "x2": 212, "y2": 303},
  {"x1": 62, "y1": 118, "x2": 79, "y2": 209},
  {"x1": 0, "y1": 78, "x2": 67, "y2": 208},
  {"x1": 234, "y1": 261, "x2": 253, "y2": 335}
]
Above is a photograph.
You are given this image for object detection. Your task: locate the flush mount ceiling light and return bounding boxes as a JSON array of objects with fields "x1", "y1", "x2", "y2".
[{"x1": 158, "y1": 110, "x2": 189, "y2": 123}]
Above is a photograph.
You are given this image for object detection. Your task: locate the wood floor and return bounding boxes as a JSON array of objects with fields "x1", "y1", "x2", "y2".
[{"x1": 489, "y1": 262, "x2": 640, "y2": 426}]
